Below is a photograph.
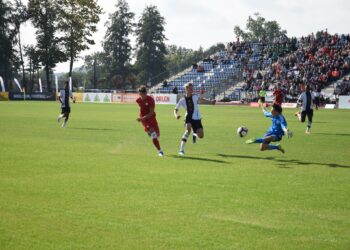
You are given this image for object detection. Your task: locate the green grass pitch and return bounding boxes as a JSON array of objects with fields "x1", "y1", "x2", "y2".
[{"x1": 0, "y1": 101, "x2": 349, "y2": 249}]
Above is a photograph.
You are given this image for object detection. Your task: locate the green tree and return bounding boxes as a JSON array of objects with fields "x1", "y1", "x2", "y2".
[
  {"x1": 56, "y1": 0, "x2": 102, "y2": 77},
  {"x1": 103, "y1": 0, "x2": 134, "y2": 85},
  {"x1": 83, "y1": 52, "x2": 108, "y2": 89},
  {"x1": 0, "y1": 0, "x2": 17, "y2": 84},
  {"x1": 234, "y1": 13, "x2": 287, "y2": 42},
  {"x1": 24, "y1": 45, "x2": 41, "y2": 92},
  {"x1": 135, "y1": 5, "x2": 167, "y2": 85},
  {"x1": 28, "y1": 0, "x2": 66, "y2": 92},
  {"x1": 165, "y1": 43, "x2": 225, "y2": 76},
  {"x1": 13, "y1": 0, "x2": 28, "y2": 90}
]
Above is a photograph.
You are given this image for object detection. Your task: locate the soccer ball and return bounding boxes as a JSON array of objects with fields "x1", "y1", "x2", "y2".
[{"x1": 237, "y1": 126, "x2": 248, "y2": 137}]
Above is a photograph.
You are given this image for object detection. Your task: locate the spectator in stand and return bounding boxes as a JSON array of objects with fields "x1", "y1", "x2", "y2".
[
  {"x1": 332, "y1": 68, "x2": 340, "y2": 80},
  {"x1": 197, "y1": 65, "x2": 205, "y2": 73},
  {"x1": 273, "y1": 84, "x2": 284, "y2": 106},
  {"x1": 199, "y1": 83, "x2": 205, "y2": 95},
  {"x1": 339, "y1": 77, "x2": 350, "y2": 95},
  {"x1": 172, "y1": 86, "x2": 178, "y2": 94}
]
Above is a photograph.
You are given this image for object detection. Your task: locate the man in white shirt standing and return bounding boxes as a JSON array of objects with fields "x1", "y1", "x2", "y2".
[
  {"x1": 57, "y1": 81, "x2": 75, "y2": 128},
  {"x1": 295, "y1": 85, "x2": 315, "y2": 134},
  {"x1": 174, "y1": 82, "x2": 216, "y2": 155}
]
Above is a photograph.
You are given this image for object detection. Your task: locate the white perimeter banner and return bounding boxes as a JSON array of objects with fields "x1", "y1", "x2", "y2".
[
  {"x1": 282, "y1": 103, "x2": 297, "y2": 108},
  {"x1": 150, "y1": 94, "x2": 177, "y2": 104},
  {"x1": 338, "y1": 96, "x2": 350, "y2": 109},
  {"x1": 112, "y1": 93, "x2": 177, "y2": 104},
  {"x1": 83, "y1": 93, "x2": 112, "y2": 103}
]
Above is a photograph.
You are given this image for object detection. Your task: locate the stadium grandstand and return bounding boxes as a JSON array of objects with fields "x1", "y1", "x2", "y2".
[{"x1": 152, "y1": 32, "x2": 350, "y2": 104}]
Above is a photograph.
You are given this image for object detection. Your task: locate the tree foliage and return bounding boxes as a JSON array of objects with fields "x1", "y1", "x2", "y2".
[
  {"x1": 135, "y1": 5, "x2": 167, "y2": 85},
  {"x1": 28, "y1": 0, "x2": 66, "y2": 91},
  {"x1": 24, "y1": 45, "x2": 41, "y2": 92},
  {"x1": 13, "y1": 0, "x2": 28, "y2": 89},
  {"x1": 234, "y1": 13, "x2": 287, "y2": 42},
  {"x1": 56, "y1": 0, "x2": 102, "y2": 77},
  {"x1": 165, "y1": 43, "x2": 225, "y2": 76},
  {"x1": 103, "y1": 0, "x2": 134, "y2": 83},
  {"x1": 0, "y1": 0, "x2": 17, "y2": 82},
  {"x1": 82, "y1": 52, "x2": 108, "y2": 89}
]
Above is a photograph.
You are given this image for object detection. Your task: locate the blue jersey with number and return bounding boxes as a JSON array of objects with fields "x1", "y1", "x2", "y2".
[{"x1": 264, "y1": 111, "x2": 287, "y2": 137}]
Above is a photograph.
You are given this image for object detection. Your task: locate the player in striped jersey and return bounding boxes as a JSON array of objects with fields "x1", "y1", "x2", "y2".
[
  {"x1": 57, "y1": 81, "x2": 75, "y2": 128},
  {"x1": 174, "y1": 82, "x2": 216, "y2": 156},
  {"x1": 295, "y1": 85, "x2": 315, "y2": 134}
]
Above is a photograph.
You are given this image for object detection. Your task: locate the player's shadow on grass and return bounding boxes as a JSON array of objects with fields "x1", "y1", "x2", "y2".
[
  {"x1": 315, "y1": 132, "x2": 350, "y2": 137},
  {"x1": 70, "y1": 127, "x2": 116, "y2": 131},
  {"x1": 169, "y1": 155, "x2": 229, "y2": 164},
  {"x1": 217, "y1": 154, "x2": 350, "y2": 169}
]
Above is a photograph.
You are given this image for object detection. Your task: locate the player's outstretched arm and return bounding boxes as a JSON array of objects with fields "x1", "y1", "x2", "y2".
[
  {"x1": 296, "y1": 93, "x2": 303, "y2": 107},
  {"x1": 174, "y1": 98, "x2": 185, "y2": 119},
  {"x1": 259, "y1": 100, "x2": 270, "y2": 116},
  {"x1": 57, "y1": 95, "x2": 62, "y2": 104},
  {"x1": 281, "y1": 123, "x2": 293, "y2": 139},
  {"x1": 198, "y1": 97, "x2": 216, "y2": 105},
  {"x1": 174, "y1": 109, "x2": 181, "y2": 120}
]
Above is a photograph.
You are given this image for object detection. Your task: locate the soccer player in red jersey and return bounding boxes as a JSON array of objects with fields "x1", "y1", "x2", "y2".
[
  {"x1": 136, "y1": 85, "x2": 164, "y2": 156},
  {"x1": 273, "y1": 84, "x2": 284, "y2": 106}
]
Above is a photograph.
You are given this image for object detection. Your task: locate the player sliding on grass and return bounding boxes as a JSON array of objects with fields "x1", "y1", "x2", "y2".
[
  {"x1": 174, "y1": 82, "x2": 216, "y2": 156},
  {"x1": 246, "y1": 102, "x2": 292, "y2": 153},
  {"x1": 57, "y1": 81, "x2": 75, "y2": 128},
  {"x1": 136, "y1": 85, "x2": 164, "y2": 157}
]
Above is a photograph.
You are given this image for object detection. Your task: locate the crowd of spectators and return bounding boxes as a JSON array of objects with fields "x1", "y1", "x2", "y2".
[
  {"x1": 236, "y1": 31, "x2": 350, "y2": 101},
  {"x1": 336, "y1": 76, "x2": 350, "y2": 95},
  {"x1": 159, "y1": 31, "x2": 350, "y2": 104}
]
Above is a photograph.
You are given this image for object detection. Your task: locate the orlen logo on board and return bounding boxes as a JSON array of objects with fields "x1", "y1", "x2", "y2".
[{"x1": 156, "y1": 95, "x2": 170, "y2": 102}]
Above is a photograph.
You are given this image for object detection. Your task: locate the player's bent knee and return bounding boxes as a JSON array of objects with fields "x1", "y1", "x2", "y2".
[
  {"x1": 263, "y1": 137, "x2": 272, "y2": 143},
  {"x1": 150, "y1": 131, "x2": 158, "y2": 139}
]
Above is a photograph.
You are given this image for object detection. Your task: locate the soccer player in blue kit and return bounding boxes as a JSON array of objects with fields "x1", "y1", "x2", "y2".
[{"x1": 246, "y1": 102, "x2": 292, "y2": 153}]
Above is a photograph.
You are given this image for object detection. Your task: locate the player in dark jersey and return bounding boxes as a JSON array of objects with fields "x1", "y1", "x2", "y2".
[
  {"x1": 136, "y1": 85, "x2": 164, "y2": 156},
  {"x1": 313, "y1": 86, "x2": 321, "y2": 110},
  {"x1": 174, "y1": 82, "x2": 216, "y2": 155},
  {"x1": 295, "y1": 85, "x2": 315, "y2": 134},
  {"x1": 57, "y1": 81, "x2": 75, "y2": 128}
]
